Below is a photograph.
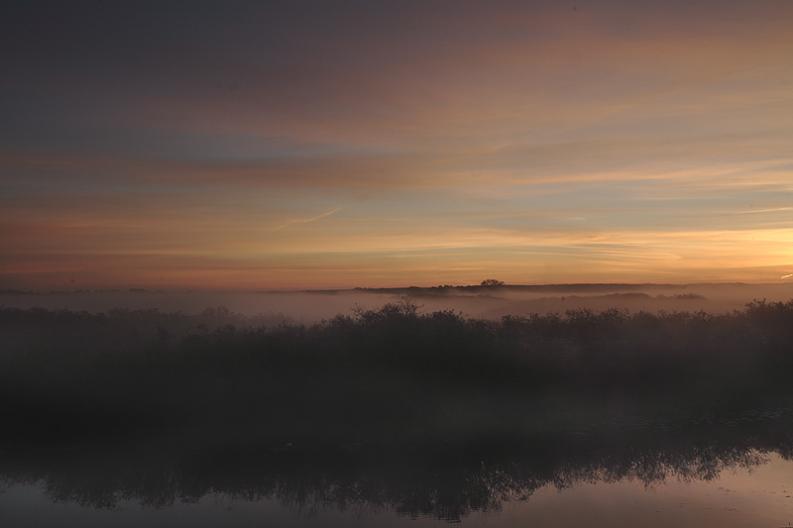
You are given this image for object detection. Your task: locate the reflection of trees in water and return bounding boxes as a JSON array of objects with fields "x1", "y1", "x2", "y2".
[{"x1": 3, "y1": 411, "x2": 793, "y2": 522}]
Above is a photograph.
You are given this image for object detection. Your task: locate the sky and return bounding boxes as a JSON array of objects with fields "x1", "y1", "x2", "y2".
[{"x1": 2, "y1": 0, "x2": 793, "y2": 289}]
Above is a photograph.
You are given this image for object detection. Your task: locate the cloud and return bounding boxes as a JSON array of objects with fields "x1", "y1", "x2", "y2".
[
  {"x1": 737, "y1": 207, "x2": 793, "y2": 215},
  {"x1": 273, "y1": 208, "x2": 342, "y2": 231}
]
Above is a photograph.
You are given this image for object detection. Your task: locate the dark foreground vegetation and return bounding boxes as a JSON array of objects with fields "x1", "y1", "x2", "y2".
[{"x1": 2, "y1": 301, "x2": 793, "y2": 519}]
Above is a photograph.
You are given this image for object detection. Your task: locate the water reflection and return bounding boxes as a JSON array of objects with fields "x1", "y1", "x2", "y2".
[{"x1": 3, "y1": 403, "x2": 793, "y2": 524}]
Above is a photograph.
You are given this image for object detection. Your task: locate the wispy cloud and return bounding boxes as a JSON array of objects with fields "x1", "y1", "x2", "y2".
[
  {"x1": 737, "y1": 207, "x2": 793, "y2": 215},
  {"x1": 782, "y1": 273, "x2": 793, "y2": 280},
  {"x1": 273, "y1": 208, "x2": 341, "y2": 231}
]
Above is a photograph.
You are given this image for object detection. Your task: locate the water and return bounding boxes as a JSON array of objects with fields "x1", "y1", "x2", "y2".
[{"x1": 3, "y1": 453, "x2": 792, "y2": 527}]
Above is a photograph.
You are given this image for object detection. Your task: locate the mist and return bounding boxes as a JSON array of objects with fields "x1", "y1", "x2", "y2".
[{"x1": 3, "y1": 282, "x2": 792, "y2": 322}]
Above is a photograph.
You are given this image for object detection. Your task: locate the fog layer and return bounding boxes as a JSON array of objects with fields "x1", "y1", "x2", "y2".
[{"x1": 2, "y1": 283, "x2": 792, "y2": 321}]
